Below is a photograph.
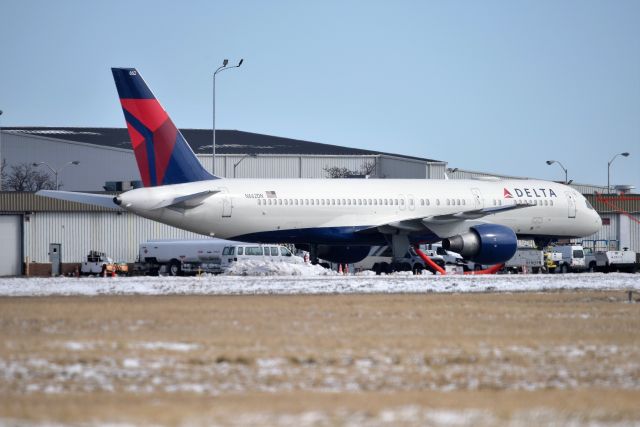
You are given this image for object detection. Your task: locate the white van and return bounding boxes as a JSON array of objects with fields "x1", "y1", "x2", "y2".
[
  {"x1": 553, "y1": 245, "x2": 586, "y2": 273},
  {"x1": 221, "y1": 244, "x2": 303, "y2": 270}
]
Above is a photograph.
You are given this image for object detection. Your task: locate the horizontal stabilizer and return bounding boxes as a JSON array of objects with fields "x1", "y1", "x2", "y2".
[
  {"x1": 152, "y1": 190, "x2": 219, "y2": 210},
  {"x1": 36, "y1": 190, "x2": 122, "y2": 210}
]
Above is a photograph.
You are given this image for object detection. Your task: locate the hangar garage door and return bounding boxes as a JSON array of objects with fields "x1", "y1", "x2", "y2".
[{"x1": 0, "y1": 215, "x2": 21, "y2": 276}]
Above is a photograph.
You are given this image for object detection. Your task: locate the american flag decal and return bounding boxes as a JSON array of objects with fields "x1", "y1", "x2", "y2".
[{"x1": 266, "y1": 191, "x2": 277, "y2": 198}]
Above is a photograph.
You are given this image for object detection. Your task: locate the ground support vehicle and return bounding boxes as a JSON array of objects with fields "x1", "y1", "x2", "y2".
[
  {"x1": 356, "y1": 245, "x2": 461, "y2": 275},
  {"x1": 136, "y1": 239, "x2": 232, "y2": 276},
  {"x1": 551, "y1": 245, "x2": 586, "y2": 273},
  {"x1": 81, "y1": 250, "x2": 129, "y2": 276},
  {"x1": 581, "y1": 240, "x2": 638, "y2": 273},
  {"x1": 503, "y1": 248, "x2": 545, "y2": 274},
  {"x1": 220, "y1": 243, "x2": 303, "y2": 270},
  {"x1": 593, "y1": 249, "x2": 638, "y2": 273}
]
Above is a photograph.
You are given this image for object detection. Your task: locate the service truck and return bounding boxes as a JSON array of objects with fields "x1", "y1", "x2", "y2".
[
  {"x1": 354, "y1": 244, "x2": 464, "y2": 274},
  {"x1": 136, "y1": 239, "x2": 303, "y2": 276},
  {"x1": 81, "y1": 250, "x2": 129, "y2": 276},
  {"x1": 503, "y1": 247, "x2": 545, "y2": 274},
  {"x1": 552, "y1": 245, "x2": 586, "y2": 273},
  {"x1": 136, "y1": 239, "x2": 234, "y2": 276},
  {"x1": 582, "y1": 240, "x2": 638, "y2": 273}
]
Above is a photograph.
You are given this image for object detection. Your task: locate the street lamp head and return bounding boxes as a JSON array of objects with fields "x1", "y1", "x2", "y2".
[
  {"x1": 546, "y1": 160, "x2": 554, "y2": 165},
  {"x1": 71, "y1": 161, "x2": 80, "y2": 165},
  {"x1": 238, "y1": 59, "x2": 244, "y2": 67},
  {"x1": 222, "y1": 59, "x2": 229, "y2": 67},
  {"x1": 621, "y1": 152, "x2": 630, "y2": 157},
  {"x1": 32, "y1": 162, "x2": 39, "y2": 167}
]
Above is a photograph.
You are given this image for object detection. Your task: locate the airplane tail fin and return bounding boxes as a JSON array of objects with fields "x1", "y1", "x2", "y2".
[{"x1": 111, "y1": 68, "x2": 217, "y2": 187}]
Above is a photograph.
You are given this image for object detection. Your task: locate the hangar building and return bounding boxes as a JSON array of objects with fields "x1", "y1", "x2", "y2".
[{"x1": 0, "y1": 127, "x2": 637, "y2": 276}]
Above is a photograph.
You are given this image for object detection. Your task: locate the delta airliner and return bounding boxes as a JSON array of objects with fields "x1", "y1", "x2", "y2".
[{"x1": 37, "y1": 68, "x2": 602, "y2": 268}]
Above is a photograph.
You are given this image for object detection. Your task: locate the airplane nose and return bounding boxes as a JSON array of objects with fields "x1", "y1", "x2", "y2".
[{"x1": 590, "y1": 212, "x2": 602, "y2": 234}]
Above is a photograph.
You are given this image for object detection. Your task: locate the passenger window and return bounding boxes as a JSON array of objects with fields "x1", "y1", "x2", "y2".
[
  {"x1": 246, "y1": 247, "x2": 262, "y2": 255},
  {"x1": 368, "y1": 199, "x2": 372, "y2": 205},
  {"x1": 400, "y1": 199, "x2": 404, "y2": 206},
  {"x1": 342, "y1": 199, "x2": 346, "y2": 205},
  {"x1": 550, "y1": 200, "x2": 554, "y2": 206},
  {"x1": 358, "y1": 199, "x2": 362, "y2": 205},
  {"x1": 348, "y1": 199, "x2": 352, "y2": 205},
  {"x1": 270, "y1": 247, "x2": 278, "y2": 256},
  {"x1": 394, "y1": 199, "x2": 398, "y2": 205},
  {"x1": 278, "y1": 199, "x2": 282, "y2": 205},
  {"x1": 268, "y1": 199, "x2": 272, "y2": 205},
  {"x1": 280, "y1": 247, "x2": 292, "y2": 257},
  {"x1": 284, "y1": 199, "x2": 288, "y2": 205},
  {"x1": 446, "y1": 199, "x2": 450, "y2": 206},
  {"x1": 436, "y1": 199, "x2": 440, "y2": 206},
  {"x1": 426, "y1": 199, "x2": 430, "y2": 206},
  {"x1": 237, "y1": 247, "x2": 243, "y2": 255}
]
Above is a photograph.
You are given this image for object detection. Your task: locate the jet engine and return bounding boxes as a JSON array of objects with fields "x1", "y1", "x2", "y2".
[{"x1": 441, "y1": 224, "x2": 517, "y2": 265}]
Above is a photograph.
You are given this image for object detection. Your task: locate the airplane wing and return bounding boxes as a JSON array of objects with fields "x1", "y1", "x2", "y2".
[
  {"x1": 36, "y1": 190, "x2": 122, "y2": 210},
  {"x1": 363, "y1": 201, "x2": 535, "y2": 238}
]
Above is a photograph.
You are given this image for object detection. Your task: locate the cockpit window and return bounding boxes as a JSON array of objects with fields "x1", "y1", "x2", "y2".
[{"x1": 585, "y1": 200, "x2": 594, "y2": 210}]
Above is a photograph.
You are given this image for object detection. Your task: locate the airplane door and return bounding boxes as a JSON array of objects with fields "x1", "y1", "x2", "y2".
[
  {"x1": 471, "y1": 188, "x2": 484, "y2": 209},
  {"x1": 565, "y1": 192, "x2": 576, "y2": 218},
  {"x1": 219, "y1": 188, "x2": 232, "y2": 218}
]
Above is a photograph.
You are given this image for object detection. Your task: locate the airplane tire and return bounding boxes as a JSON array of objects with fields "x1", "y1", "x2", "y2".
[{"x1": 560, "y1": 264, "x2": 569, "y2": 274}]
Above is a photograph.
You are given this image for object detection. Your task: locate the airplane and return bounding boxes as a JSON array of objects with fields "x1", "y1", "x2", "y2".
[{"x1": 37, "y1": 68, "x2": 602, "y2": 271}]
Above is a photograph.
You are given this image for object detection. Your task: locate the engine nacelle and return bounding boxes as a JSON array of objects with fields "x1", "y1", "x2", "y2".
[{"x1": 441, "y1": 224, "x2": 517, "y2": 265}]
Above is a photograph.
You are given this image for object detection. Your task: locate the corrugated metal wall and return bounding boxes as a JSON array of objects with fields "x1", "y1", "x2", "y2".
[
  {"x1": 2, "y1": 133, "x2": 138, "y2": 191},
  {"x1": 24, "y1": 212, "x2": 204, "y2": 263},
  {"x1": 195, "y1": 154, "x2": 446, "y2": 179},
  {"x1": 630, "y1": 215, "x2": 640, "y2": 252}
]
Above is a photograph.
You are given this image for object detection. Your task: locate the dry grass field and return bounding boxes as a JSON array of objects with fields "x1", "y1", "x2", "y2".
[{"x1": 1, "y1": 291, "x2": 639, "y2": 426}]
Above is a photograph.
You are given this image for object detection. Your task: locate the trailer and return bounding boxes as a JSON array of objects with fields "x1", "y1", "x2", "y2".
[
  {"x1": 135, "y1": 239, "x2": 304, "y2": 276},
  {"x1": 136, "y1": 239, "x2": 235, "y2": 276},
  {"x1": 582, "y1": 240, "x2": 638, "y2": 273},
  {"x1": 503, "y1": 247, "x2": 545, "y2": 273}
]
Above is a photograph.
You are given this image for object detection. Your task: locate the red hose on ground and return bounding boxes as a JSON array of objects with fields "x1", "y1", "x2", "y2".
[
  {"x1": 463, "y1": 263, "x2": 504, "y2": 275},
  {"x1": 413, "y1": 245, "x2": 446, "y2": 275}
]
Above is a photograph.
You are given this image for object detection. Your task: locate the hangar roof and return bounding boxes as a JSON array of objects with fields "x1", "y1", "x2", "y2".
[{"x1": 3, "y1": 127, "x2": 441, "y2": 163}]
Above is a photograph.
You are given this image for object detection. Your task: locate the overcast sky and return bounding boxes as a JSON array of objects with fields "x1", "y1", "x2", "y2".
[{"x1": 1, "y1": 0, "x2": 638, "y2": 188}]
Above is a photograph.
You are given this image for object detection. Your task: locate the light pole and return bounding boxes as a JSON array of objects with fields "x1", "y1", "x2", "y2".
[
  {"x1": 545, "y1": 160, "x2": 568, "y2": 184},
  {"x1": 233, "y1": 153, "x2": 257, "y2": 178},
  {"x1": 32, "y1": 160, "x2": 80, "y2": 190},
  {"x1": 213, "y1": 58, "x2": 243, "y2": 175},
  {"x1": 607, "y1": 152, "x2": 630, "y2": 194}
]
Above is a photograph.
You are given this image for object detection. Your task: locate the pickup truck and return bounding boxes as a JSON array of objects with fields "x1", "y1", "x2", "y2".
[{"x1": 81, "y1": 250, "x2": 129, "y2": 276}]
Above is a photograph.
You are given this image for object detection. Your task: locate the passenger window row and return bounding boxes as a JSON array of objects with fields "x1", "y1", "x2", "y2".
[{"x1": 256, "y1": 198, "x2": 470, "y2": 207}]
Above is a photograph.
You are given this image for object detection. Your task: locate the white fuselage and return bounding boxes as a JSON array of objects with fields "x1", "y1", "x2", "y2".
[{"x1": 117, "y1": 178, "x2": 602, "y2": 245}]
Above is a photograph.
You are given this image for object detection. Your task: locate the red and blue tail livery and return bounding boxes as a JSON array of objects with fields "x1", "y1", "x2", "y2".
[{"x1": 112, "y1": 68, "x2": 216, "y2": 186}]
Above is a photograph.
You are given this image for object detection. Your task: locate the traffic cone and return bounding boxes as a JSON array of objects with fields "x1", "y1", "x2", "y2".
[{"x1": 111, "y1": 267, "x2": 116, "y2": 278}]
